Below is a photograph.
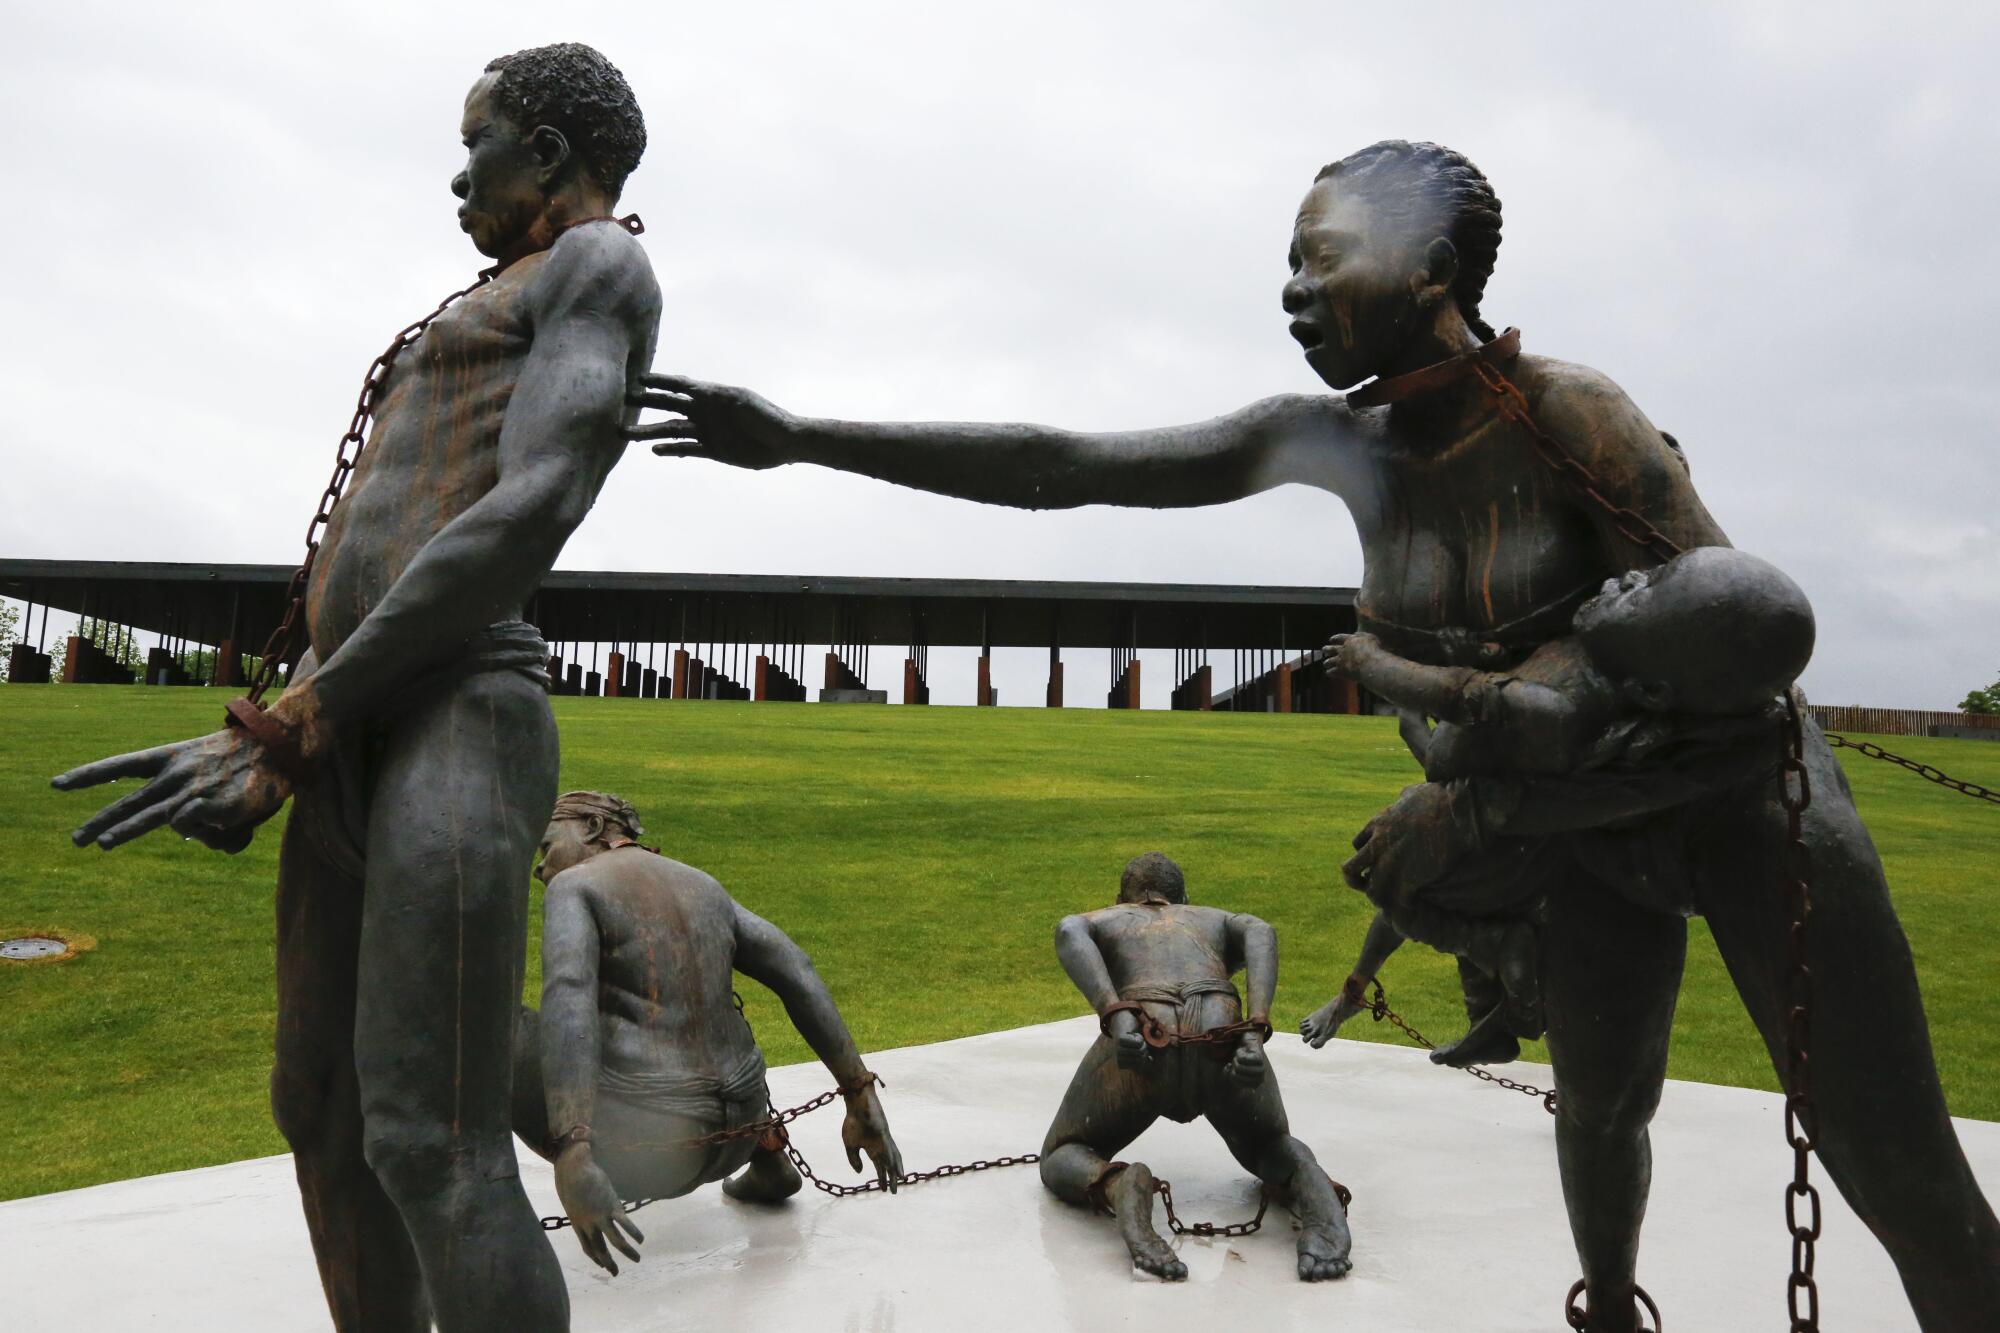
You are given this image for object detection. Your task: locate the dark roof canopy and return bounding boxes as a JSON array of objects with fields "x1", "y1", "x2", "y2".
[{"x1": 0, "y1": 559, "x2": 1357, "y2": 652}]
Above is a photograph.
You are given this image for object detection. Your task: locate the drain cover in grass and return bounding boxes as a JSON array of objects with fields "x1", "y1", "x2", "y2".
[{"x1": 2, "y1": 936, "x2": 68, "y2": 960}]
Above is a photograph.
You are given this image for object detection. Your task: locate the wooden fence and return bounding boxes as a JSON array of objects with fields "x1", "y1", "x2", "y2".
[{"x1": 1809, "y1": 705, "x2": 2000, "y2": 738}]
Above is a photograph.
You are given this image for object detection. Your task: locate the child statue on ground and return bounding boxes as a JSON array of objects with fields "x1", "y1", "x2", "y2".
[
  {"x1": 1301, "y1": 547, "x2": 1814, "y2": 1066},
  {"x1": 514, "y1": 791, "x2": 903, "y2": 1275}
]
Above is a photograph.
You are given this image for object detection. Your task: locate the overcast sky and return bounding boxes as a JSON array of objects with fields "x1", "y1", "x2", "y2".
[{"x1": 2, "y1": 1, "x2": 1994, "y2": 708}]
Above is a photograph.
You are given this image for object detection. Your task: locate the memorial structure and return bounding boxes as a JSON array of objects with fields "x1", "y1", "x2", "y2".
[
  {"x1": 633, "y1": 140, "x2": 2000, "y2": 1330},
  {"x1": 52, "y1": 43, "x2": 661, "y2": 1333}
]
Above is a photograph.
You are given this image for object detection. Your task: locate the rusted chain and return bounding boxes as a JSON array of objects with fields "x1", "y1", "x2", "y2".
[
  {"x1": 241, "y1": 271, "x2": 497, "y2": 706},
  {"x1": 239, "y1": 214, "x2": 643, "y2": 710},
  {"x1": 1470, "y1": 358, "x2": 1687, "y2": 566},
  {"x1": 1566, "y1": 1279, "x2": 1662, "y2": 1331},
  {"x1": 1779, "y1": 695, "x2": 1822, "y2": 1332},
  {"x1": 1358, "y1": 978, "x2": 1558, "y2": 1114},
  {"x1": 542, "y1": 1196, "x2": 657, "y2": 1233},
  {"x1": 1152, "y1": 1174, "x2": 1353, "y2": 1240},
  {"x1": 1823, "y1": 733, "x2": 2000, "y2": 805}
]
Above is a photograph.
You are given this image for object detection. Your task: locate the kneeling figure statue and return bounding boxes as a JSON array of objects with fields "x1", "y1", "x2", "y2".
[{"x1": 1040, "y1": 853, "x2": 1351, "y2": 1282}]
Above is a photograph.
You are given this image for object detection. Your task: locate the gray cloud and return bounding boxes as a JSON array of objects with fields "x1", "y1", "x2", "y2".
[{"x1": 2, "y1": 0, "x2": 1994, "y2": 709}]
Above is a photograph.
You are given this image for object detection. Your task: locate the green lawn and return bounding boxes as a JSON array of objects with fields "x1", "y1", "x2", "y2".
[{"x1": 2, "y1": 687, "x2": 1996, "y2": 1202}]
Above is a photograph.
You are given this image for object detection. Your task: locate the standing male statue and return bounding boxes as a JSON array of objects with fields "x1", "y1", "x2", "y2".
[
  {"x1": 1040, "y1": 853, "x2": 1352, "y2": 1282},
  {"x1": 513, "y1": 792, "x2": 903, "y2": 1275},
  {"x1": 53, "y1": 44, "x2": 660, "y2": 1332},
  {"x1": 632, "y1": 141, "x2": 1996, "y2": 1329}
]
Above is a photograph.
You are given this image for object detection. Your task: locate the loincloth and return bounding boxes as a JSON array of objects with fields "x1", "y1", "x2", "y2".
[
  {"x1": 597, "y1": 1045, "x2": 771, "y2": 1128},
  {"x1": 591, "y1": 1045, "x2": 772, "y2": 1190},
  {"x1": 1112, "y1": 979, "x2": 1248, "y2": 1124},
  {"x1": 292, "y1": 620, "x2": 550, "y2": 880}
]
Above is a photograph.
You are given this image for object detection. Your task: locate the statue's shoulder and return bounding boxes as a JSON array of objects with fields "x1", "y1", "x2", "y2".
[
  {"x1": 533, "y1": 219, "x2": 662, "y2": 322},
  {"x1": 1510, "y1": 352, "x2": 1677, "y2": 473}
]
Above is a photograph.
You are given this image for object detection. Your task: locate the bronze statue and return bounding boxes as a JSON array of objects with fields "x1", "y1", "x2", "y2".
[
  {"x1": 53, "y1": 44, "x2": 661, "y2": 1332},
  {"x1": 1039, "y1": 853, "x2": 1351, "y2": 1282},
  {"x1": 1315, "y1": 546, "x2": 1815, "y2": 1066},
  {"x1": 513, "y1": 792, "x2": 903, "y2": 1274},
  {"x1": 634, "y1": 140, "x2": 1998, "y2": 1330}
]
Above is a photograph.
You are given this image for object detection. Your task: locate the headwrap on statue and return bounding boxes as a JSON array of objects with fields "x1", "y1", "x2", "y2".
[{"x1": 551, "y1": 790, "x2": 645, "y2": 843}]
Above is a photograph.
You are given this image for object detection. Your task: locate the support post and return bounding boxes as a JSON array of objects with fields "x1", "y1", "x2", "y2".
[
  {"x1": 605, "y1": 650, "x2": 625, "y2": 697},
  {"x1": 61, "y1": 635, "x2": 83, "y2": 684},
  {"x1": 215, "y1": 638, "x2": 243, "y2": 687},
  {"x1": 1046, "y1": 660, "x2": 1063, "y2": 708},
  {"x1": 1124, "y1": 657, "x2": 1141, "y2": 710},
  {"x1": 903, "y1": 657, "x2": 919, "y2": 704},
  {"x1": 672, "y1": 648, "x2": 689, "y2": 699},
  {"x1": 977, "y1": 653, "x2": 993, "y2": 707},
  {"x1": 1276, "y1": 661, "x2": 1293, "y2": 714},
  {"x1": 754, "y1": 654, "x2": 769, "y2": 701}
]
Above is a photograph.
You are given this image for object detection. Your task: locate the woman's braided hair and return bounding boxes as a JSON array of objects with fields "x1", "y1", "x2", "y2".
[{"x1": 1315, "y1": 141, "x2": 1503, "y2": 341}]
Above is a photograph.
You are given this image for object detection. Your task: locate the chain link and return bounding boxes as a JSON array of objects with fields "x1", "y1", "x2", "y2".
[
  {"x1": 1779, "y1": 694, "x2": 1822, "y2": 1332},
  {"x1": 239, "y1": 213, "x2": 643, "y2": 709},
  {"x1": 243, "y1": 272, "x2": 499, "y2": 705},
  {"x1": 1822, "y1": 733, "x2": 2000, "y2": 805},
  {"x1": 1357, "y1": 979, "x2": 1559, "y2": 1114},
  {"x1": 1470, "y1": 359, "x2": 1687, "y2": 566}
]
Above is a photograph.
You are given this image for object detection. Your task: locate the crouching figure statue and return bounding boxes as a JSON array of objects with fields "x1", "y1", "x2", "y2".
[{"x1": 514, "y1": 791, "x2": 903, "y2": 1273}]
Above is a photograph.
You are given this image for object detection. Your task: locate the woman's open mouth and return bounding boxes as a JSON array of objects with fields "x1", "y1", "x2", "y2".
[{"x1": 1289, "y1": 320, "x2": 1324, "y2": 351}]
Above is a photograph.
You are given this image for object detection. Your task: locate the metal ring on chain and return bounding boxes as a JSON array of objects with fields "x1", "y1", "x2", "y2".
[{"x1": 1564, "y1": 1279, "x2": 1662, "y2": 1331}]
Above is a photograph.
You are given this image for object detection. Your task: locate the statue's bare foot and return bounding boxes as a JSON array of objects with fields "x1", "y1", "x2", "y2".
[
  {"x1": 1106, "y1": 1163, "x2": 1186, "y2": 1281},
  {"x1": 1299, "y1": 999, "x2": 1353, "y2": 1049},
  {"x1": 723, "y1": 1146, "x2": 801, "y2": 1203},
  {"x1": 1429, "y1": 1002, "x2": 1520, "y2": 1068},
  {"x1": 1296, "y1": 1218, "x2": 1353, "y2": 1281}
]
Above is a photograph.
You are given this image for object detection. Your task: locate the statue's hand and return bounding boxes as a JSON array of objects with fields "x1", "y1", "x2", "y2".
[
  {"x1": 1228, "y1": 1032, "x2": 1268, "y2": 1087},
  {"x1": 1107, "y1": 1010, "x2": 1150, "y2": 1070},
  {"x1": 1342, "y1": 783, "x2": 1470, "y2": 909},
  {"x1": 629, "y1": 372, "x2": 794, "y2": 470},
  {"x1": 1323, "y1": 630, "x2": 1383, "y2": 680},
  {"x1": 52, "y1": 728, "x2": 290, "y2": 853},
  {"x1": 554, "y1": 1145, "x2": 643, "y2": 1275},
  {"x1": 839, "y1": 1083, "x2": 904, "y2": 1193}
]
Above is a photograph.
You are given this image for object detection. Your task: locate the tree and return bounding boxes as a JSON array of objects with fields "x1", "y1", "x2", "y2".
[
  {"x1": 0, "y1": 601, "x2": 17, "y2": 682},
  {"x1": 1964, "y1": 673, "x2": 2000, "y2": 716}
]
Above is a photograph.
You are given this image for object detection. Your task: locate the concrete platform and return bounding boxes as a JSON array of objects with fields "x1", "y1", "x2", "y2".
[{"x1": 3, "y1": 1017, "x2": 1994, "y2": 1330}]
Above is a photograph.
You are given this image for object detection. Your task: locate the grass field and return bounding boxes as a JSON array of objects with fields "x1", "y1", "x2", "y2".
[{"x1": 3, "y1": 687, "x2": 1996, "y2": 1202}]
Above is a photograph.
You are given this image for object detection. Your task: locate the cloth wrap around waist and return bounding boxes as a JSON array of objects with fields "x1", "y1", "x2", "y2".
[
  {"x1": 296, "y1": 620, "x2": 552, "y2": 881},
  {"x1": 1117, "y1": 978, "x2": 1242, "y2": 1016},
  {"x1": 597, "y1": 1045, "x2": 770, "y2": 1126}
]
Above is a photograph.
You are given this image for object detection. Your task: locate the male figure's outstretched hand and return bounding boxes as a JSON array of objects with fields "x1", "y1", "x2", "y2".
[
  {"x1": 628, "y1": 373, "x2": 793, "y2": 469},
  {"x1": 840, "y1": 1082, "x2": 904, "y2": 1193},
  {"x1": 53, "y1": 729, "x2": 290, "y2": 853}
]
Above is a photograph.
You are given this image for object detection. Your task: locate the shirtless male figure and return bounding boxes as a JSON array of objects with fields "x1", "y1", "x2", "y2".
[
  {"x1": 513, "y1": 792, "x2": 903, "y2": 1275},
  {"x1": 1041, "y1": 853, "x2": 1351, "y2": 1283},
  {"x1": 53, "y1": 44, "x2": 660, "y2": 1332},
  {"x1": 632, "y1": 139, "x2": 1996, "y2": 1329}
]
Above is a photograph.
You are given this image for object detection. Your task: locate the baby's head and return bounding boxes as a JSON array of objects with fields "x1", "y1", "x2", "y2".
[{"x1": 1572, "y1": 547, "x2": 1814, "y2": 716}]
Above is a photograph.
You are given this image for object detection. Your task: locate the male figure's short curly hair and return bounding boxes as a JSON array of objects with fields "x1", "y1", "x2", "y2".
[
  {"x1": 483, "y1": 43, "x2": 646, "y2": 196},
  {"x1": 1119, "y1": 852, "x2": 1188, "y2": 906}
]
